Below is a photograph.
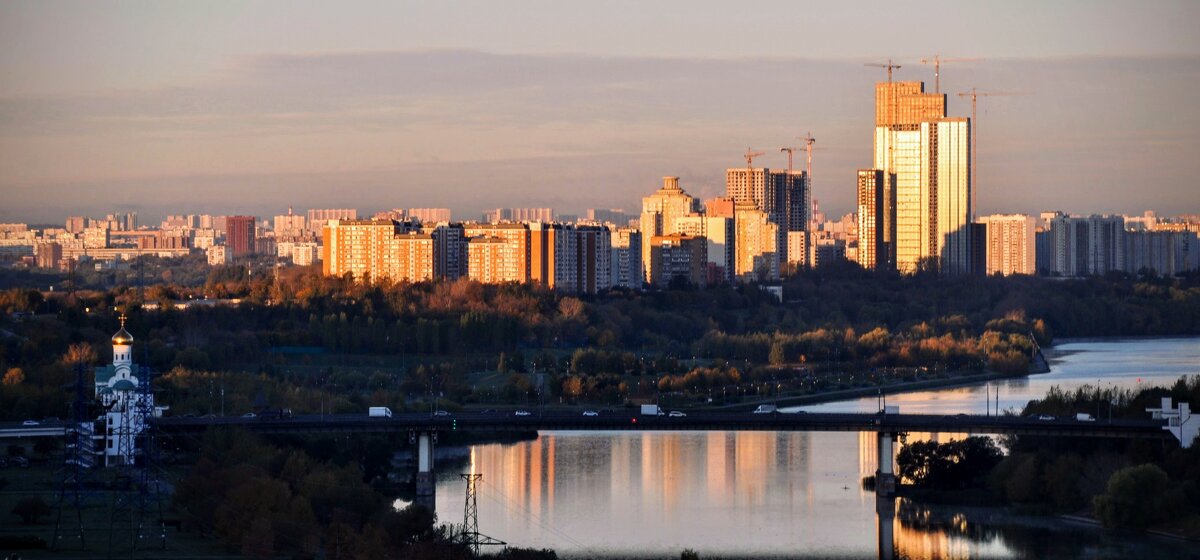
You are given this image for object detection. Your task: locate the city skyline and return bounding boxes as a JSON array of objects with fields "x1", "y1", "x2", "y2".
[{"x1": 2, "y1": 2, "x2": 1199, "y2": 224}]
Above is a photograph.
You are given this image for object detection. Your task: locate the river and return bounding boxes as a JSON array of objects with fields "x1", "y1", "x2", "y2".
[{"x1": 419, "y1": 338, "x2": 1200, "y2": 559}]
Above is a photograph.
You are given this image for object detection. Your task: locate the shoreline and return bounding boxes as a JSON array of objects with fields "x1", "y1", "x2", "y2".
[
  {"x1": 1050, "y1": 334, "x2": 1200, "y2": 345},
  {"x1": 704, "y1": 369, "x2": 1030, "y2": 412}
]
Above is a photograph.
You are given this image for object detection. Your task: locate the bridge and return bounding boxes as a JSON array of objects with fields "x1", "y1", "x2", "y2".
[
  {"x1": 144, "y1": 410, "x2": 1166, "y2": 439},
  {"x1": 1, "y1": 410, "x2": 1172, "y2": 507}
]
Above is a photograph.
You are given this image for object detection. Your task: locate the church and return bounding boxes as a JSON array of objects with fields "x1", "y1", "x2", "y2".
[{"x1": 93, "y1": 316, "x2": 158, "y2": 466}]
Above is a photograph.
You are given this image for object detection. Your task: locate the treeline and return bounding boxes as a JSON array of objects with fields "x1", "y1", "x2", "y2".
[{"x1": 1, "y1": 267, "x2": 1199, "y2": 419}]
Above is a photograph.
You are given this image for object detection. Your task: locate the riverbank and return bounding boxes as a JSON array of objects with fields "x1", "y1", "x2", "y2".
[{"x1": 704, "y1": 368, "x2": 1031, "y2": 412}]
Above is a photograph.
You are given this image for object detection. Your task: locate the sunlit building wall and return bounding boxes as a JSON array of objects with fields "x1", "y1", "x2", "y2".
[
  {"x1": 979, "y1": 214, "x2": 1036, "y2": 275},
  {"x1": 927, "y1": 118, "x2": 972, "y2": 275},
  {"x1": 640, "y1": 177, "x2": 700, "y2": 282},
  {"x1": 465, "y1": 223, "x2": 530, "y2": 283},
  {"x1": 855, "y1": 169, "x2": 895, "y2": 271},
  {"x1": 873, "y1": 81, "x2": 950, "y2": 274},
  {"x1": 225, "y1": 215, "x2": 257, "y2": 257},
  {"x1": 322, "y1": 219, "x2": 434, "y2": 282},
  {"x1": 676, "y1": 215, "x2": 734, "y2": 284},
  {"x1": 733, "y1": 204, "x2": 779, "y2": 282}
]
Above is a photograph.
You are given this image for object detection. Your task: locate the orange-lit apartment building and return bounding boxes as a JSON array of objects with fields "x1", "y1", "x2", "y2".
[
  {"x1": 327, "y1": 219, "x2": 614, "y2": 293},
  {"x1": 465, "y1": 223, "x2": 530, "y2": 284},
  {"x1": 322, "y1": 220, "x2": 434, "y2": 282}
]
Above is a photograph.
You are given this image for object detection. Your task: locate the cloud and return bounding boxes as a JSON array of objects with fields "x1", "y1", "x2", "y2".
[{"x1": 1, "y1": 50, "x2": 1198, "y2": 223}]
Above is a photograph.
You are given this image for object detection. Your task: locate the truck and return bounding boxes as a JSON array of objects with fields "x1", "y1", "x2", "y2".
[
  {"x1": 752, "y1": 405, "x2": 778, "y2": 414},
  {"x1": 640, "y1": 404, "x2": 665, "y2": 416},
  {"x1": 1075, "y1": 413, "x2": 1095, "y2": 422},
  {"x1": 881, "y1": 405, "x2": 899, "y2": 415},
  {"x1": 369, "y1": 407, "x2": 393, "y2": 418}
]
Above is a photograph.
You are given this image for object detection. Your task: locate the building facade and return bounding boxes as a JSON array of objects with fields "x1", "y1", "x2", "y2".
[
  {"x1": 979, "y1": 214, "x2": 1036, "y2": 276},
  {"x1": 855, "y1": 169, "x2": 893, "y2": 270},
  {"x1": 225, "y1": 215, "x2": 257, "y2": 257},
  {"x1": 640, "y1": 177, "x2": 700, "y2": 282},
  {"x1": 610, "y1": 227, "x2": 643, "y2": 290},
  {"x1": 648, "y1": 234, "x2": 706, "y2": 288},
  {"x1": 733, "y1": 203, "x2": 780, "y2": 282}
]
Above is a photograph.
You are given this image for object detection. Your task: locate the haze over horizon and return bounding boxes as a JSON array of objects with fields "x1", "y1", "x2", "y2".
[{"x1": 3, "y1": 1, "x2": 1199, "y2": 224}]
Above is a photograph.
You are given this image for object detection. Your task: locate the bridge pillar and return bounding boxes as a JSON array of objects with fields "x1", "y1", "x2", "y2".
[
  {"x1": 415, "y1": 431, "x2": 436, "y2": 511},
  {"x1": 875, "y1": 431, "x2": 896, "y2": 497},
  {"x1": 876, "y1": 495, "x2": 896, "y2": 560}
]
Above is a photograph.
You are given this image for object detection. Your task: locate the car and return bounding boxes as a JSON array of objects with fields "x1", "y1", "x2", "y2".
[
  {"x1": 241, "y1": 412, "x2": 256, "y2": 418},
  {"x1": 1036, "y1": 415, "x2": 1055, "y2": 421},
  {"x1": 433, "y1": 410, "x2": 451, "y2": 417},
  {"x1": 21, "y1": 420, "x2": 39, "y2": 426},
  {"x1": 668, "y1": 411, "x2": 687, "y2": 418},
  {"x1": 582, "y1": 410, "x2": 599, "y2": 417},
  {"x1": 513, "y1": 410, "x2": 532, "y2": 417}
]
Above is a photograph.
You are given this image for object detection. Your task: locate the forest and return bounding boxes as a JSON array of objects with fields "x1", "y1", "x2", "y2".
[{"x1": 0, "y1": 265, "x2": 1198, "y2": 420}]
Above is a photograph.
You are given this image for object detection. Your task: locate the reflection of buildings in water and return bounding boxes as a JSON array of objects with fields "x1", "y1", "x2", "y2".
[
  {"x1": 661, "y1": 433, "x2": 685, "y2": 515},
  {"x1": 610, "y1": 433, "x2": 634, "y2": 504},
  {"x1": 891, "y1": 497, "x2": 1007, "y2": 560},
  {"x1": 528, "y1": 437, "x2": 541, "y2": 519},
  {"x1": 858, "y1": 431, "x2": 878, "y2": 479},
  {"x1": 466, "y1": 435, "x2": 568, "y2": 535},
  {"x1": 734, "y1": 432, "x2": 776, "y2": 506},
  {"x1": 704, "y1": 432, "x2": 730, "y2": 503},
  {"x1": 640, "y1": 433, "x2": 657, "y2": 515}
]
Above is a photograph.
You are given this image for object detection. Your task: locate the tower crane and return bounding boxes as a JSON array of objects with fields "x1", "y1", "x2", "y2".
[
  {"x1": 801, "y1": 132, "x2": 816, "y2": 178},
  {"x1": 920, "y1": 55, "x2": 982, "y2": 94},
  {"x1": 743, "y1": 148, "x2": 766, "y2": 169},
  {"x1": 780, "y1": 147, "x2": 797, "y2": 173},
  {"x1": 864, "y1": 59, "x2": 901, "y2": 83},
  {"x1": 801, "y1": 133, "x2": 817, "y2": 230},
  {"x1": 956, "y1": 88, "x2": 1027, "y2": 219}
]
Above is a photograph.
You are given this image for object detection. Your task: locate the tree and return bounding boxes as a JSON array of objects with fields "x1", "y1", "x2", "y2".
[
  {"x1": 2, "y1": 367, "x2": 23, "y2": 386},
  {"x1": 11, "y1": 496, "x2": 51, "y2": 524},
  {"x1": 1093, "y1": 464, "x2": 1179, "y2": 529},
  {"x1": 897, "y1": 440, "x2": 941, "y2": 486},
  {"x1": 63, "y1": 343, "x2": 96, "y2": 366}
]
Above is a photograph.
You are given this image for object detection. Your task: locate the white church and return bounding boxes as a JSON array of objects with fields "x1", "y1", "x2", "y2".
[{"x1": 93, "y1": 316, "x2": 161, "y2": 466}]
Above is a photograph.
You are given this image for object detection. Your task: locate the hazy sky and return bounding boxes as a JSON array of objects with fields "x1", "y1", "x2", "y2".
[{"x1": 2, "y1": 0, "x2": 1198, "y2": 224}]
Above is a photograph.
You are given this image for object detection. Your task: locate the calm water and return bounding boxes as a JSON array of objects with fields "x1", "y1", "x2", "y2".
[
  {"x1": 419, "y1": 338, "x2": 1200, "y2": 559},
  {"x1": 790, "y1": 337, "x2": 1200, "y2": 415}
]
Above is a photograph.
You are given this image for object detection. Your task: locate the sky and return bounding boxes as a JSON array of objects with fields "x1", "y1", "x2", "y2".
[{"x1": 2, "y1": 0, "x2": 1198, "y2": 224}]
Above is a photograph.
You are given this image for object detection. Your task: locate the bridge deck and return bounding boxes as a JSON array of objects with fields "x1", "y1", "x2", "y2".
[
  {"x1": 0, "y1": 412, "x2": 1167, "y2": 440},
  {"x1": 139, "y1": 411, "x2": 1168, "y2": 440}
]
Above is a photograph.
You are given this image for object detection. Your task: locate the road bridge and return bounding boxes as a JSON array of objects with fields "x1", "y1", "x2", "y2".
[{"x1": 0, "y1": 411, "x2": 1173, "y2": 507}]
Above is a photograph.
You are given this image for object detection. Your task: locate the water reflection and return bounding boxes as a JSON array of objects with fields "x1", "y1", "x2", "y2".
[
  {"x1": 424, "y1": 339, "x2": 1200, "y2": 558},
  {"x1": 430, "y1": 429, "x2": 1199, "y2": 559}
]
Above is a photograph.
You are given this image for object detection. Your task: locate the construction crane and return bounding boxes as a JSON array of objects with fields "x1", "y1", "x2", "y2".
[
  {"x1": 744, "y1": 147, "x2": 766, "y2": 169},
  {"x1": 919, "y1": 55, "x2": 982, "y2": 94},
  {"x1": 864, "y1": 59, "x2": 901, "y2": 83},
  {"x1": 801, "y1": 133, "x2": 817, "y2": 231},
  {"x1": 956, "y1": 88, "x2": 1027, "y2": 219},
  {"x1": 780, "y1": 146, "x2": 798, "y2": 173},
  {"x1": 801, "y1": 133, "x2": 816, "y2": 178}
]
